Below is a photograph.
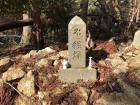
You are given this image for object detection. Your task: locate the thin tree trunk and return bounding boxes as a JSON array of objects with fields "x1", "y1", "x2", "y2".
[
  {"x1": 29, "y1": 0, "x2": 44, "y2": 50},
  {"x1": 80, "y1": 0, "x2": 89, "y2": 23}
]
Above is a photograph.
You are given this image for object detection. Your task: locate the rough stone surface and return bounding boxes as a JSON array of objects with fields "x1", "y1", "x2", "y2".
[
  {"x1": 106, "y1": 56, "x2": 128, "y2": 74},
  {"x1": 15, "y1": 96, "x2": 37, "y2": 105},
  {"x1": 59, "y1": 50, "x2": 68, "y2": 59},
  {"x1": 37, "y1": 73, "x2": 49, "y2": 89},
  {"x1": 132, "y1": 30, "x2": 140, "y2": 48},
  {"x1": 53, "y1": 60, "x2": 61, "y2": 67},
  {"x1": 58, "y1": 68, "x2": 97, "y2": 83},
  {"x1": 2, "y1": 66, "x2": 25, "y2": 81},
  {"x1": 38, "y1": 47, "x2": 56, "y2": 54},
  {"x1": 73, "y1": 87, "x2": 89, "y2": 105},
  {"x1": 134, "y1": 70, "x2": 140, "y2": 79},
  {"x1": 118, "y1": 79, "x2": 140, "y2": 97},
  {"x1": 17, "y1": 71, "x2": 35, "y2": 97},
  {"x1": 113, "y1": 62, "x2": 128, "y2": 74},
  {"x1": 128, "y1": 57, "x2": 140, "y2": 69},
  {"x1": 0, "y1": 57, "x2": 12, "y2": 73},
  {"x1": 68, "y1": 16, "x2": 86, "y2": 68},
  {"x1": 37, "y1": 58, "x2": 52, "y2": 67},
  {"x1": 29, "y1": 50, "x2": 37, "y2": 57},
  {"x1": 108, "y1": 56, "x2": 124, "y2": 67},
  {"x1": 96, "y1": 92, "x2": 140, "y2": 105},
  {"x1": 22, "y1": 53, "x2": 31, "y2": 60},
  {"x1": 0, "y1": 79, "x2": 4, "y2": 94}
]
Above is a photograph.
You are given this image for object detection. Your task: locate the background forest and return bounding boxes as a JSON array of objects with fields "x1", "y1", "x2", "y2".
[
  {"x1": 0, "y1": 0, "x2": 140, "y2": 49},
  {"x1": 0, "y1": 1, "x2": 140, "y2": 105}
]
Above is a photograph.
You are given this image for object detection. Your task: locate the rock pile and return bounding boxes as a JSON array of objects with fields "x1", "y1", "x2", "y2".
[{"x1": 0, "y1": 39, "x2": 140, "y2": 105}]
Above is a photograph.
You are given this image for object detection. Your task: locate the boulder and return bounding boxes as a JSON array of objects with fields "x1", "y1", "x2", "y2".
[
  {"x1": 37, "y1": 73, "x2": 49, "y2": 89},
  {"x1": 73, "y1": 87, "x2": 89, "y2": 105},
  {"x1": 21, "y1": 50, "x2": 37, "y2": 60},
  {"x1": 133, "y1": 49, "x2": 140, "y2": 56},
  {"x1": 134, "y1": 70, "x2": 140, "y2": 79},
  {"x1": 106, "y1": 56, "x2": 128, "y2": 74},
  {"x1": 52, "y1": 87, "x2": 64, "y2": 96},
  {"x1": 37, "y1": 91, "x2": 46, "y2": 100},
  {"x1": 59, "y1": 50, "x2": 68, "y2": 59},
  {"x1": 51, "y1": 86, "x2": 89, "y2": 105},
  {"x1": 0, "y1": 57, "x2": 12, "y2": 73},
  {"x1": 22, "y1": 53, "x2": 31, "y2": 60},
  {"x1": 15, "y1": 96, "x2": 37, "y2": 105},
  {"x1": 96, "y1": 92, "x2": 140, "y2": 105},
  {"x1": 17, "y1": 71, "x2": 35, "y2": 97},
  {"x1": 38, "y1": 47, "x2": 56, "y2": 54},
  {"x1": 53, "y1": 60, "x2": 62, "y2": 69},
  {"x1": 2, "y1": 66, "x2": 25, "y2": 81},
  {"x1": 128, "y1": 57, "x2": 140, "y2": 69},
  {"x1": 113, "y1": 62, "x2": 128, "y2": 74},
  {"x1": 36, "y1": 58, "x2": 52, "y2": 67},
  {"x1": 108, "y1": 56, "x2": 124, "y2": 67},
  {"x1": 98, "y1": 60, "x2": 106, "y2": 67},
  {"x1": 118, "y1": 79, "x2": 140, "y2": 97},
  {"x1": 29, "y1": 50, "x2": 37, "y2": 56}
]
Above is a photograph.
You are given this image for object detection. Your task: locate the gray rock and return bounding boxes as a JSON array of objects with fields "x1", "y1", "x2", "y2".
[
  {"x1": 17, "y1": 71, "x2": 35, "y2": 97},
  {"x1": 96, "y1": 92, "x2": 140, "y2": 105}
]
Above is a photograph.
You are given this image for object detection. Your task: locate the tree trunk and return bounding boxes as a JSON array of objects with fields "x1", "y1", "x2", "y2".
[
  {"x1": 80, "y1": 0, "x2": 89, "y2": 23},
  {"x1": 29, "y1": 0, "x2": 45, "y2": 50},
  {"x1": 20, "y1": 13, "x2": 31, "y2": 46}
]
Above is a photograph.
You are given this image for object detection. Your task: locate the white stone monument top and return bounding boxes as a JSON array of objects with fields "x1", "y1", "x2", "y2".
[
  {"x1": 68, "y1": 16, "x2": 86, "y2": 68},
  {"x1": 132, "y1": 30, "x2": 140, "y2": 48}
]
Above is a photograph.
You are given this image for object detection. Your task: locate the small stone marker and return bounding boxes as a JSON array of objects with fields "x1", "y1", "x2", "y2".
[
  {"x1": 132, "y1": 30, "x2": 140, "y2": 48},
  {"x1": 68, "y1": 16, "x2": 86, "y2": 68},
  {"x1": 58, "y1": 16, "x2": 97, "y2": 83}
]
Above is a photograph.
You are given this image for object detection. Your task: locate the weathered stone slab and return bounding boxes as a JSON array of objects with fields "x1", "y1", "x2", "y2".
[
  {"x1": 132, "y1": 30, "x2": 140, "y2": 48},
  {"x1": 17, "y1": 71, "x2": 35, "y2": 97},
  {"x1": 59, "y1": 68, "x2": 97, "y2": 83},
  {"x1": 68, "y1": 16, "x2": 86, "y2": 68}
]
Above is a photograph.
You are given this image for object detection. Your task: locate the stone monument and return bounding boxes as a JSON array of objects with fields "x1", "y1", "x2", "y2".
[
  {"x1": 132, "y1": 30, "x2": 140, "y2": 48},
  {"x1": 58, "y1": 16, "x2": 97, "y2": 82}
]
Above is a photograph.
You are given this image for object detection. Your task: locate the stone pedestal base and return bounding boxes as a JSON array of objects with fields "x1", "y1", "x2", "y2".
[{"x1": 58, "y1": 68, "x2": 97, "y2": 83}]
